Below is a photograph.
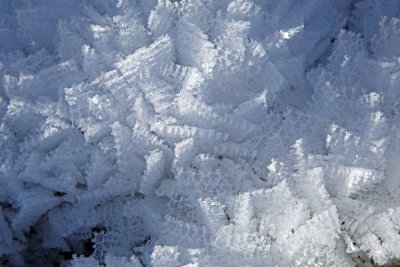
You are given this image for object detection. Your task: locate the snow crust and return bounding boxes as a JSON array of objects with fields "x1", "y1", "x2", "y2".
[{"x1": 1, "y1": 0, "x2": 400, "y2": 266}]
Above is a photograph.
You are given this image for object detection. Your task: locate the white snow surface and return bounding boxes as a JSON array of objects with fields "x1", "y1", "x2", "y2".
[{"x1": 1, "y1": 0, "x2": 400, "y2": 266}]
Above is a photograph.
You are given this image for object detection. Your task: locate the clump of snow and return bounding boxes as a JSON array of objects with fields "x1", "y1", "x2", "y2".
[{"x1": 1, "y1": 0, "x2": 400, "y2": 266}]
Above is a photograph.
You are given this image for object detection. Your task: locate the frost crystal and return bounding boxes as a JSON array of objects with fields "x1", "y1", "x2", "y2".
[{"x1": 1, "y1": 0, "x2": 400, "y2": 266}]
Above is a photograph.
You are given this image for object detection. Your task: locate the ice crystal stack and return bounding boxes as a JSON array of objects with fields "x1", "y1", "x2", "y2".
[{"x1": 1, "y1": 0, "x2": 400, "y2": 266}]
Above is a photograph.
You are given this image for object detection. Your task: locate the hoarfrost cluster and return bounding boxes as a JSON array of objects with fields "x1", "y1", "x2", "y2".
[{"x1": 1, "y1": 0, "x2": 400, "y2": 266}]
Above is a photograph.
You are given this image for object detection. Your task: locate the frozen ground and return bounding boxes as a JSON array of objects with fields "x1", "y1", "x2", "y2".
[{"x1": 1, "y1": 0, "x2": 400, "y2": 266}]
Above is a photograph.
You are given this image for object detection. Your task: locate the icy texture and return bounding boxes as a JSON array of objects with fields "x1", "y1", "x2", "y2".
[{"x1": 1, "y1": 0, "x2": 400, "y2": 266}]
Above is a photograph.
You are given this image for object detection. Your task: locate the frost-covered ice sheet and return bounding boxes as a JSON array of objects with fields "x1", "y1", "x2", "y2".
[{"x1": 1, "y1": 0, "x2": 400, "y2": 266}]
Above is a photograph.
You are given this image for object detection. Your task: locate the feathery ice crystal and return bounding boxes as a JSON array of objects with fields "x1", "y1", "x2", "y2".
[{"x1": 1, "y1": 0, "x2": 400, "y2": 266}]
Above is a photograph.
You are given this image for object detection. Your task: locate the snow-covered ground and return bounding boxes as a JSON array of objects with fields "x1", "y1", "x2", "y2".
[{"x1": 1, "y1": 0, "x2": 400, "y2": 266}]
